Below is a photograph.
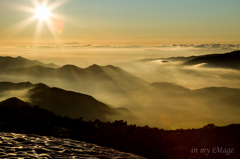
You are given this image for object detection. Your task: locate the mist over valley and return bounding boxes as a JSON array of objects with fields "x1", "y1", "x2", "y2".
[{"x1": 0, "y1": 50, "x2": 239, "y2": 129}]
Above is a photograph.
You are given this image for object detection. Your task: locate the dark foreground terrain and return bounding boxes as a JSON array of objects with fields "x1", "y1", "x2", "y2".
[
  {"x1": 0, "y1": 97, "x2": 239, "y2": 159},
  {"x1": 0, "y1": 132, "x2": 145, "y2": 158}
]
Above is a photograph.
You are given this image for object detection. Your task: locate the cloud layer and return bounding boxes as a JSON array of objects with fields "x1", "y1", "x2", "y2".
[{"x1": 1, "y1": 43, "x2": 240, "y2": 50}]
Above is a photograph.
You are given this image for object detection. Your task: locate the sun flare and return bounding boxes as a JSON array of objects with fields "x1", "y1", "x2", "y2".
[
  {"x1": 35, "y1": 5, "x2": 50, "y2": 20},
  {"x1": 7, "y1": 0, "x2": 68, "y2": 40}
]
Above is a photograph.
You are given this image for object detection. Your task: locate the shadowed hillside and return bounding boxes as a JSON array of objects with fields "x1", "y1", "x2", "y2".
[
  {"x1": 0, "y1": 97, "x2": 239, "y2": 159},
  {"x1": 183, "y1": 50, "x2": 240, "y2": 69},
  {"x1": 0, "y1": 82, "x2": 139, "y2": 123},
  {"x1": 1, "y1": 81, "x2": 240, "y2": 129},
  {"x1": 28, "y1": 83, "x2": 131, "y2": 121}
]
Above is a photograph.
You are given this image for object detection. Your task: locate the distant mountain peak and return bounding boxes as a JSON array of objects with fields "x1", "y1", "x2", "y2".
[
  {"x1": 60, "y1": 65, "x2": 82, "y2": 71},
  {"x1": 86, "y1": 64, "x2": 103, "y2": 70},
  {"x1": 3, "y1": 97, "x2": 21, "y2": 101},
  {"x1": 34, "y1": 83, "x2": 49, "y2": 89},
  {"x1": 105, "y1": 65, "x2": 118, "y2": 69},
  {"x1": 24, "y1": 81, "x2": 32, "y2": 85},
  {"x1": 16, "y1": 56, "x2": 24, "y2": 59},
  {"x1": 88, "y1": 64, "x2": 100, "y2": 67},
  {"x1": 28, "y1": 83, "x2": 50, "y2": 94},
  {"x1": 61, "y1": 64, "x2": 80, "y2": 68},
  {"x1": 0, "y1": 97, "x2": 27, "y2": 107},
  {"x1": 87, "y1": 64, "x2": 121, "y2": 71},
  {"x1": 47, "y1": 63, "x2": 59, "y2": 67}
]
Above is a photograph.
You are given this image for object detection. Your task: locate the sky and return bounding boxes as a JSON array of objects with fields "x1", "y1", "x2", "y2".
[{"x1": 0, "y1": 0, "x2": 240, "y2": 45}]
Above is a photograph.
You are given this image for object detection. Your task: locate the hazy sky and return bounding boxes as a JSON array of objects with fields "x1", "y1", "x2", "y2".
[{"x1": 0, "y1": 0, "x2": 240, "y2": 45}]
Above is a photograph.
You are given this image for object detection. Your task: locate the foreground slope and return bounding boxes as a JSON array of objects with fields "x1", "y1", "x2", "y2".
[
  {"x1": 0, "y1": 132, "x2": 145, "y2": 159},
  {"x1": 0, "y1": 98, "x2": 239, "y2": 159}
]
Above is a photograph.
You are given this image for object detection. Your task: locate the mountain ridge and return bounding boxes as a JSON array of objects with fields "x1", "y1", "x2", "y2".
[
  {"x1": 0, "y1": 56, "x2": 60, "y2": 72},
  {"x1": 182, "y1": 50, "x2": 240, "y2": 69},
  {"x1": 122, "y1": 50, "x2": 240, "y2": 70},
  {"x1": 0, "y1": 82, "x2": 139, "y2": 123}
]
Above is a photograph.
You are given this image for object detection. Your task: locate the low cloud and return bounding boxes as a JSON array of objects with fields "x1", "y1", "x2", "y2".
[{"x1": 2, "y1": 43, "x2": 239, "y2": 50}]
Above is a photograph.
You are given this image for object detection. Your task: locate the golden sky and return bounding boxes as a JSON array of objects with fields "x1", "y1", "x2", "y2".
[{"x1": 0, "y1": 0, "x2": 240, "y2": 45}]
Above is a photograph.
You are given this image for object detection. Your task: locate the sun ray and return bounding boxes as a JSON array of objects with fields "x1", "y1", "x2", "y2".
[
  {"x1": 14, "y1": 4, "x2": 36, "y2": 14},
  {"x1": 42, "y1": 0, "x2": 49, "y2": 6},
  {"x1": 34, "y1": 19, "x2": 44, "y2": 38},
  {"x1": 31, "y1": 0, "x2": 41, "y2": 8},
  {"x1": 45, "y1": 19, "x2": 59, "y2": 41},
  {"x1": 7, "y1": 16, "x2": 37, "y2": 38},
  {"x1": 7, "y1": 0, "x2": 69, "y2": 42},
  {"x1": 48, "y1": 0, "x2": 69, "y2": 11}
]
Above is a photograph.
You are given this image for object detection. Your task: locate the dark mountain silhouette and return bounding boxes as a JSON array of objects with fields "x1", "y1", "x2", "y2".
[
  {"x1": 0, "y1": 56, "x2": 59, "y2": 72},
  {"x1": 0, "y1": 97, "x2": 30, "y2": 108},
  {"x1": 0, "y1": 82, "x2": 138, "y2": 123},
  {"x1": 118, "y1": 50, "x2": 240, "y2": 70},
  {"x1": 183, "y1": 50, "x2": 240, "y2": 69},
  {"x1": 3, "y1": 63, "x2": 149, "y2": 109},
  {"x1": 28, "y1": 84, "x2": 120, "y2": 121},
  {"x1": 0, "y1": 97, "x2": 57, "y2": 133},
  {"x1": 0, "y1": 98, "x2": 239, "y2": 159}
]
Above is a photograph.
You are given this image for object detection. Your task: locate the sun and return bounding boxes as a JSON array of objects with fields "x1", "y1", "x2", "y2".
[
  {"x1": 35, "y1": 5, "x2": 50, "y2": 20},
  {"x1": 9, "y1": 0, "x2": 68, "y2": 39}
]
